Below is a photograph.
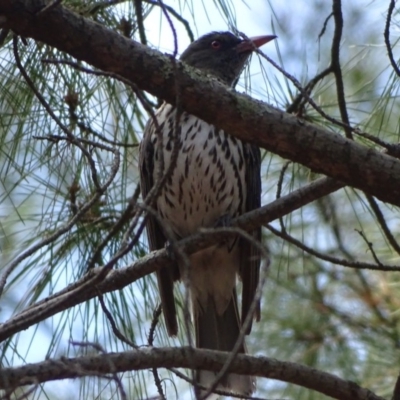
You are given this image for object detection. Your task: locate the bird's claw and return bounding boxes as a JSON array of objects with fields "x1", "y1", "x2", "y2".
[
  {"x1": 214, "y1": 213, "x2": 233, "y2": 228},
  {"x1": 165, "y1": 241, "x2": 176, "y2": 260},
  {"x1": 214, "y1": 213, "x2": 237, "y2": 251}
]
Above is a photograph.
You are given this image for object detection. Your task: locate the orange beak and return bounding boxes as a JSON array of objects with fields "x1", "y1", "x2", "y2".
[{"x1": 236, "y1": 34, "x2": 277, "y2": 53}]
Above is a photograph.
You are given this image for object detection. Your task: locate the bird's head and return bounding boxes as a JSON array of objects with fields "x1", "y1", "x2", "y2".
[{"x1": 180, "y1": 31, "x2": 276, "y2": 86}]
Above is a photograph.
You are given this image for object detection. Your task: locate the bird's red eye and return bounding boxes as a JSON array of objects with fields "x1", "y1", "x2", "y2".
[{"x1": 211, "y1": 40, "x2": 221, "y2": 49}]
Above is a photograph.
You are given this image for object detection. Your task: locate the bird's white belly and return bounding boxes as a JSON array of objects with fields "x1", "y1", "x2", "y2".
[{"x1": 153, "y1": 108, "x2": 246, "y2": 238}]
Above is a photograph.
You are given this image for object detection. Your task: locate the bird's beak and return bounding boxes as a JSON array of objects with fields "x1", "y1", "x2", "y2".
[{"x1": 236, "y1": 34, "x2": 277, "y2": 53}]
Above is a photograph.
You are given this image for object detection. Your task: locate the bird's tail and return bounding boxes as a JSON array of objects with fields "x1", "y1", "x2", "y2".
[{"x1": 194, "y1": 293, "x2": 255, "y2": 398}]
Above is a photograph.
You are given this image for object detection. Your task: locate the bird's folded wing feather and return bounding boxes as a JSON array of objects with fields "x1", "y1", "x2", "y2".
[
  {"x1": 240, "y1": 143, "x2": 262, "y2": 333},
  {"x1": 139, "y1": 118, "x2": 179, "y2": 336}
]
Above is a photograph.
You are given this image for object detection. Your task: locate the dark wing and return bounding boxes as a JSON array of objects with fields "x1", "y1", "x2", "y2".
[
  {"x1": 139, "y1": 117, "x2": 179, "y2": 336},
  {"x1": 239, "y1": 143, "x2": 262, "y2": 334}
]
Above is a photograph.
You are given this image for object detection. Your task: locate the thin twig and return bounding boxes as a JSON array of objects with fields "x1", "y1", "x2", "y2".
[
  {"x1": 384, "y1": 0, "x2": 400, "y2": 77},
  {"x1": 142, "y1": 0, "x2": 194, "y2": 42},
  {"x1": 318, "y1": 12, "x2": 333, "y2": 40},
  {"x1": 87, "y1": 184, "x2": 141, "y2": 270},
  {"x1": 148, "y1": 304, "x2": 162, "y2": 347},
  {"x1": 266, "y1": 223, "x2": 400, "y2": 271},
  {"x1": 33, "y1": 134, "x2": 116, "y2": 152},
  {"x1": 366, "y1": 195, "x2": 400, "y2": 257},
  {"x1": 158, "y1": 0, "x2": 178, "y2": 58},
  {"x1": 286, "y1": 67, "x2": 332, "y2": 114},
  {"x1": 14, "y1": 36, "x2": 102, "y2": 190},
  {"x1": 353, "y1": 129, "x2": 400, "y2": 159},
  {"x1": 0, "y1": 148, "x2": 120, "y2": 297},
  {"x1": 355, "y1": 229, "x2": 383, "y2": 267},
  {"x1": 98, "y1": 293, "x2": 137, "y2": 349},
  {"x1": 134, "y1": 0, "x2": 147, "y2": 45},
  {"x1": 257, "y1": 49, "x2": 353, "y2": 133},
  {"x1": 331, "y1": 0, "x2": 352, "y2": 139},
  {"x1": 276, "y1": 160, "x2": 291, "y2": 232},
  {"x1": 148, "y1": 304, "x2": 166, "y2": 400}
]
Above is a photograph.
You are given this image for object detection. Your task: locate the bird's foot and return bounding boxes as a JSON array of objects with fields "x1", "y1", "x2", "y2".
[
  {"x1": 214, "y1": 213, "x2": 233, "y2": 228},
  {"x1": 214, "y1": 214, "x2": 237, "y2": 251},
  {"x1": 164, "y1": 241, "x2": 176, "y2": 260}
]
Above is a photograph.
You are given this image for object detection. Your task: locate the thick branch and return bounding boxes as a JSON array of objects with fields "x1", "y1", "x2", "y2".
[
  {"x1": 0, "y1": 177, "x2": 344, "y2": 342},
  {"x1": 0, "y1": 347, "x2": 384, "y2": 400},
  {"x1": 2, "y1": 0, "x2": 400, "y2": 205}
]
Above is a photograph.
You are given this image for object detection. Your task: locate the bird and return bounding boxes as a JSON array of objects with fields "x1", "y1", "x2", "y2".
[{"x1": 139, "y1": 31, "x2": 276, "y2": 397}]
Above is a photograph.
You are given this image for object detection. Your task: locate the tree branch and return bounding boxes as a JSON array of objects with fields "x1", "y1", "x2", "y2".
[
  {"x1": 2, "y1": 0, "x2": 400, "y2": 205},
  {"x1": 0, "y1": 347, "x2": 385, "y2": 400},
  {"x1": 2, "y1": 177, "x2": 398, "y2": 343},
  {"x1": 0, "y1": 177, "x2": 344, "y2": 342}
]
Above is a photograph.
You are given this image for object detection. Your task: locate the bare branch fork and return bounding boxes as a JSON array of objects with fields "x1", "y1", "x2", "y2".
[{"x1": 2, "y1": 0, "x2": 400, "y2": 206}]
